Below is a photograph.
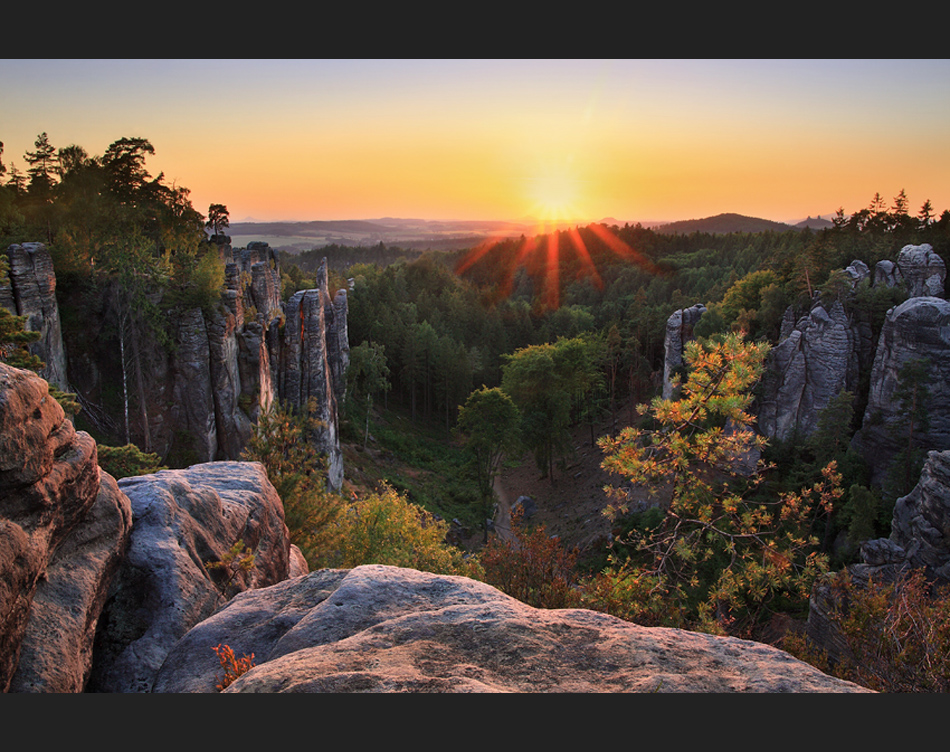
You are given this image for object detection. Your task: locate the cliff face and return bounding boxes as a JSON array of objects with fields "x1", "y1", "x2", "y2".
[
  {"x1": 1, "y1": 243, "x2": 68, "y2": 390},
  {"x1": 852, "y1": 296, "x2": 950, "y2": 484},
  {"x1": 757, "y1": 300, "x2": 859, "y2": 442},
  {"x1": 7, "y1": 240, "x2": 350, "y2": 491}
]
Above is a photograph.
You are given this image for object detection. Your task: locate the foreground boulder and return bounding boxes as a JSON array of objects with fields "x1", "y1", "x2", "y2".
[
  {"x1": 154, "y1": 564, "x2": 868, "y2": 693},
  {"x1": 0, "y1": 362, "x2": 130, "y2": 692},
  {"x1": 86, "y1": 461, "x2": 290, "y2": 693}
]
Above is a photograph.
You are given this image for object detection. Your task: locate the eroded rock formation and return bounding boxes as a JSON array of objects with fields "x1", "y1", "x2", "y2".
[
  {"x1": 757, "y1": 300, "x2": 859, "y2": 442},
  {"x1": 662, "y1": 304, "x2": 706, "y2": 400},
  {"x1": 0, "y1": 363, "x2": 131, "y2": 692},
  {"x1": 10, "y1": 239, "x2": 349, "y2": 491},
  {"x1": 807, "y1": 449, "x2": 950, "y2": 664},
  {"x1": 152, "y1": 564, "x2": 869, "y2": 693},
  {"x1": 1, "y1": 243, "x2": 67, "y2": 390},
  {"x1": 852, "y1": 296, "x2": 950, "y2": 484},
  {"x1": 86, "y1": 461, "x2": 291, "y2": 693},
  {"x1": 893, "y1": 243, "x2": 946, "y2": 298}
]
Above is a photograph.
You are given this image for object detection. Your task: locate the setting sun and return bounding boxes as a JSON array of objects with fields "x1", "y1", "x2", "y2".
[{"x1": 526, "y1": 168, "x2": 584, "y2": 223}]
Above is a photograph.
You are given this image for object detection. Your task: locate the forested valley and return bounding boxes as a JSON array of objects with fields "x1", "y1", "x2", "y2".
[{"x1": 4, "y1": 132, "x2": 950, "y2": 691}]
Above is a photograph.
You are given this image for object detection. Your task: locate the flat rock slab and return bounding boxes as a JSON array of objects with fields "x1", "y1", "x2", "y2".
[{"x1": 155, "y1": 564, "x2": 870, "y2": 693}]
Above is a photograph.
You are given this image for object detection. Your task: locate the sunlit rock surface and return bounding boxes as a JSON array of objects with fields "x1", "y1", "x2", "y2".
[{"x1": 154, "y1": 564, "x2": 869, "y2": 693}]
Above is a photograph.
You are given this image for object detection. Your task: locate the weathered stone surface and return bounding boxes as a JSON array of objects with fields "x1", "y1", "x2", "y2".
[
  {"x1": 170, "y1": 308, "x2": 217, "y2": 463},
  {"x1": 207, "y1": 310, "x2": 254, "y2": 460},
  {"x1": 888, "y1": 450, "x2": 950, "y2": 581},
  {"x1": 280, "y1": 286, "x2": 344, "y2": 491},
  {"x1": 843, "y1": 259, "x2": 871, "y2": 288},
  {"x1": 662, "y1": 304, "x2": 706, "y2": 400},
  {"x1": 853, "y1": 296, "x2": 950, "y2": 484},
  {"x1": 3, "y1": 243, "x2": 68, "y2": 390},
  {"x1": 153, "y1": 564, "x2": 869, "y2": 693},
  {"x1": 895, "y1": 243, "x2": 946, "y2": 298},
  {"x1": 757, "y1": 301, "x2": 857, "y2": 441},
  {"x1": 9, "y1": 471, "x2": 132, "y2": 693},
  {"x1": 0, "y1": 363, "x2": 102, "y2": 691},
  {"x1": 86, "y1": 461, "x2": 290, "y2": 693}
]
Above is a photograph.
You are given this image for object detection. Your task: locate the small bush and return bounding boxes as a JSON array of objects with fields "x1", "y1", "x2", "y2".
[
  {"x1": 478, "y1": 508, "x2": 581, "y2": 609},
  {"x1": 211, "y1": 644, "x2": 255, "y2": 691},
  {"x1": 97, "y1": 443, "x2": 166, "y2": 479},
  {"x1": 786, "y1": 568, "x2": 950, "y2": 692},
  {"x1": 330, "y1": 483, "x2": 481, "y2": 578}
]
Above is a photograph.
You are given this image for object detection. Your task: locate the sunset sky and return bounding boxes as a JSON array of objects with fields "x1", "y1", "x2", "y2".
[{"x1": 3, "y1": 59, "x2": 949, "y2": 225}]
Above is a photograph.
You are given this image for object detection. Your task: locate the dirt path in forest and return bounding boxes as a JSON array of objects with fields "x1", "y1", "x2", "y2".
[{"x1": 489, "y1": 398, "x2": 663, "y2": 556}]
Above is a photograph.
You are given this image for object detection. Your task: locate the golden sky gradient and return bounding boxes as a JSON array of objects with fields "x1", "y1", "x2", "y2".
[{"x1": 3, "y1": 59, "x2": 949, "y2": 225}]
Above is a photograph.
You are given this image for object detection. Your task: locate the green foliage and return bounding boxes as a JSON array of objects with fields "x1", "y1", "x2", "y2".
[
  {"x1": 97, "y1": 443, "x2": 166, "y2": 479},
  {"x1": 205, "y1": 539, "x2": 256, "y2": 600},
  {"x1": 883, "y1": 357, "x2": 932, "y2": 504},
  {"x1": 456, "y1": 386, "x2": 522, "y2": 497},
  {"x1": 598, "y1": 334, "x2": 837, "y2": 636},
  {"x1": 241, "y1": 399, "x2": 344, "y2": 568},
  {"x1": 330, "y1": 483, "x2": 482, "y2": 578}
]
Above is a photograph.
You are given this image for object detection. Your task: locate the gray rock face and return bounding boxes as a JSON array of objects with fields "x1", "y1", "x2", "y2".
[
  {"x1": 807, "y1": 449, "x2": 950, "y2": 663},
  {"x1": 895, "y1": 243, "x2": 946, "y2": 298},
  {"x1": 853, "y1": 296, "x2": 950, "y2": 484},
  {"x1": 757, "y1": 301, "x2": 858, "y2": 441},
  {"x1": 888, "y1": 449, "x2": 950, "y2": 581},
  {"x1": 86, "y1": 461, "x2": 290, "y2": 693},
  {"x1": 2, "y1": 243, "x2": 67, "y2": 390},
  {"x1": 153, "y1": 564, "x2": 868, "y2": 693},
  {"x1": 280, "y1": 281, "x2": 344, "y2": 492},
  {"x1": 171, "y1": 308, "x2": 218, "y2": 463},
  {"x1": 0, "y1": 363, "x2": 125, "y2": 692},
  {"x1": 662, "y1": 304, "x2": 706, "y2": 400}
]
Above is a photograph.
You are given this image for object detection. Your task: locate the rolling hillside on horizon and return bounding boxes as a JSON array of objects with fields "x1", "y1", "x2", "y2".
[{"x1": 227, "y1": 211, "x2": 838, "y2": 253}]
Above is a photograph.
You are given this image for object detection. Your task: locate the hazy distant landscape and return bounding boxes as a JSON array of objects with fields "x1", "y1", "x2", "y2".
[{"x1": 230, "y1": 212, "x2": 838, "y2": 253}]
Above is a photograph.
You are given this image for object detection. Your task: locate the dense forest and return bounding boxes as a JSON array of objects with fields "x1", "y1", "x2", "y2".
[{"x1": 4, "y1": 132, "x2": 950, "y2": 690}]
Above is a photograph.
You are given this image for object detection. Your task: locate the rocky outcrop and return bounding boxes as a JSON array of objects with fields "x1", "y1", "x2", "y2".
[
  {"x1": 152, "y1": 564, "x2": 869, "y2": 693},
  {"x1": 806, "y1": 449, "x2": 950, "y2": 663},
  {"x1": 9, "y1": 471, "x2": 131, "y2": 692},
  {"x1": 662, "y1": 304, "x2": 706, "y2": 400},
  {"x1": 42, "y1": 236, "x2": 348, "y2": 488},
  {"x1": 2, "y1": 243, "x2": 67, "y2": 390},
  {"x1": 874, "y1": 449, "x2": 950, "y2": 582},
  {"x1": 279, "y1": 258, "x2": 347, "y2": 491},
  {"x1": 0, "y1": 363, "x2": 131, "y2": 692},
  {"x1": 86, "y1": 461, "x2": 290, "y2": 693},
  {"x1": 894, "y1": 243, "x2": 946, "y2": 298},
  {"x1": 852, "y1": 296, "x2": 950, "y2": 484},
  {"x1": 757, "y1": 300, "x2": 858, "y2": 441}
]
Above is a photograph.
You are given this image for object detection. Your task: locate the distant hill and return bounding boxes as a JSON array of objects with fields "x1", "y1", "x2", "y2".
[
  {"x1": 653, "y1": 213, "x2": 796, "y2": 235},
  {"x1": 792, "y1": 215, "x2": 835, "y2": 230}
]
